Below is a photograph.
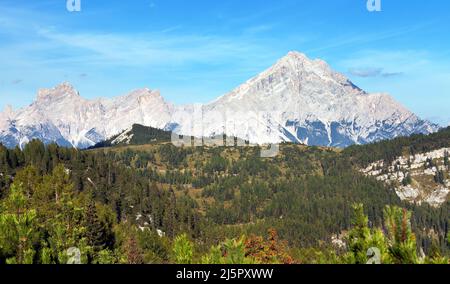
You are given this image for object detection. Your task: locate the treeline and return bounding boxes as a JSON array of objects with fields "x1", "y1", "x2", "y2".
[
  {"x1": 344, "y1": 126, "x2": 450, "y2": 166},
  {"x1": 92, "y1": 124, "x2": 172, "y2": 148}
]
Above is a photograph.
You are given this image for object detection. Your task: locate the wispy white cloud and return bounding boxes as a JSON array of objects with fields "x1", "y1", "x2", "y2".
[
  {"x1": 348, "y1": 67, "x2": 383, "y2": 78},
  {"x1": 0, "y1": 15, "x2": 277, "y2": 70},
  {"x1": 0, "y1": 5, "x2": 286, "y2": 107},
  {"x1": 337, "y1": 49, "x2": 450, "y2": 126},
  {"x1": 348, "y1": 67, "x2": 403, "y2": 78}
]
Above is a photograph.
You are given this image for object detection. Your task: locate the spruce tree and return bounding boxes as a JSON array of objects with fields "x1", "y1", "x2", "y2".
[{"x1": 85, "y1": 200, "x2": 106, "y2": 251}]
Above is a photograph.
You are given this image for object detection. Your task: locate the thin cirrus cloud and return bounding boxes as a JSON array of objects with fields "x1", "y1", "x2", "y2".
[
  {"x1": 0, "y1": 8, "x2": 285, "y2": 107},
  {"x1": 348, "y1": 67, "x2": 403, "y2": 78},
  {"x1": 29, "y1": 26, "x2": 278, "y2": 71},
  {"x1": 0, "y1": 20, "x2": 278, "y2": 84},
  {"x1": 337, "y1": 49, "x2": 450, "y2": 126},
  {"x1": 0, "y1": 4, "x2": 276, "y2": 71}
]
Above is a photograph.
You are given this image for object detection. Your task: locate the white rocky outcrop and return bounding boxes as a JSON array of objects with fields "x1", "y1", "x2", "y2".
[{"x1": 362, "y1": 148, "x2": 450, "y2": 207}]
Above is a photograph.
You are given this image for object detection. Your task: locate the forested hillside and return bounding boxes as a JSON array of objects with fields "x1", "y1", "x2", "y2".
[
  {"x1": 344, "y1": 126, "x2": 450, "y2": 167},
  {"x1": 0, "y1": 130, "x2": 449, "y2": 264},
  {"x1": 92, "y1": 124, "x2": 172, "y2": 148}
]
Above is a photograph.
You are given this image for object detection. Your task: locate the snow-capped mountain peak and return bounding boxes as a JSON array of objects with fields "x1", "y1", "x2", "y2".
[
  {"x1": 0, "y1": 51, "x2": 440, "y2": 149},
  {"x1": 187, "y1": 52, "x2": 438, "y2": 146}
]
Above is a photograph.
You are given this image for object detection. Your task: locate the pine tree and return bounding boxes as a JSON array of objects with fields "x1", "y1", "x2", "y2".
[
  {"x1": 172, "y1": 234, "x2": 193, "y2": 264},
  {"x1": 345, "y1": 204, "x2": 388, "y2": 264},
  {"x1": 201, "y1": 236, "x2": 257, "y2": 264},
  {"x1": 0, "y1": 183, "x2": 37, "y2": 264},
  {"x1": 383, "y1": 206, "x2": 419, "y2": 264}
]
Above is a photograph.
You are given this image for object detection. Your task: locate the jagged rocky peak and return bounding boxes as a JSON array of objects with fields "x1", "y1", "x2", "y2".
[
  {"x1": 36, "y1": 82, "x2": 80, "y2": 102},
  {"x1": 282, "y1": 51, "x2": 309, "y2": 63},
  {"x1": 280, "y1": 50, "x2": 324, "y2": 66},
  {"x1": 126, "y1": 87, "x2": 158, "y2": 98},
  {"x1": 222, "y1": 51, "x2": 363, "y2": 104},
  {"x1": 0, "y1": 51, "x2": 440, "y2": 149},
  {"x1": 276, "y1": 51, "x2": 364, "y2": 93},
  {"x1": 118, "y1": 88, "x2": 167, "y2": 107},
  {"x1": 274, "y1": 51, "x2": 337, "y2": 76}
]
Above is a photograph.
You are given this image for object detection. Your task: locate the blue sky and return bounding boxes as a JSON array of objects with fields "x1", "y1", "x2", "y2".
[{"x1": 0, "y1": 0, "x2": 449, "y2": 125}]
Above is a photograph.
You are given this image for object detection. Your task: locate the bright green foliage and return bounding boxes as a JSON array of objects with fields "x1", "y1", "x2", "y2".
[
  {"x1": 0, "y1": 183, "x2": 38, "y2": 264},
  {"x1": 383, "y1": 206, "x2": 419, "y2": 264},
  {"x1": 39, "y1": 244, "x2": 53, "y2": 264},
  {"x1": 172, "y1": 234, "x2": 193, "y2": 264},
  {"x1": 201, "y1": 236, "x2": 257, "y2": 264},
  {"x1": 424, "y1": 253, "x2": 449, "y2": 264},
  {"x1": 345, "y1": 204, "x2": 389, "y2": 264},
  {"x1": 344, "y1": 204, "x2": 429, "y2": 264},
  {"x1": 343, "y1": 204, "x2": 449, "y2": 264},
  {"x1": 93, "y1": 249, "x2": 117, "y2": 264},
  {"x1": 201, "y1": 244, "x2": 223, "y2": 264},
  {"x1": 221, "y1": 237, "x2": 252, "y2": 264}
]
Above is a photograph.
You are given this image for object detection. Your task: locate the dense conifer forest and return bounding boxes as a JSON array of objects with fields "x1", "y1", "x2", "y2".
[{"x1": 0, "y1": 126, "x2": 449, "y2": 264}]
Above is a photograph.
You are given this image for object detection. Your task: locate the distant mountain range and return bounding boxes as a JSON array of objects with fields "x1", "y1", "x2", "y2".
[{"x1": 0, "y1": 51, "x2": 440, "y2": 149}]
